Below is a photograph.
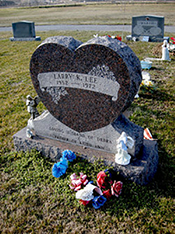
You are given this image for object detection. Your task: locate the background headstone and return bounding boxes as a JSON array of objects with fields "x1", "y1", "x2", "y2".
[
  {"x1": 10, "y1": 21, "x2": 41, "y2": 41},
  {"x1": 132, "y1": 15, "x2": 164, "y2": 42}
]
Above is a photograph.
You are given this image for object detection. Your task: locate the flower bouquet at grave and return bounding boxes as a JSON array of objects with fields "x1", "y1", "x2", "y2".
[
  {"x1": 139, "y1": 80, "x2": 157, "y2": 94},
  {"x1": 69, "y1": 169, "x2": 123, "y2": 209},
  {"x1": 107, "y1": 35, "x2": 122, "y2": 41},
  {"x1": 97, "y1": 169, "x2": 123, "y2": 200},
  {"x1": 170, "y1": 37, "x2": 175, "y2": 45},
  {"x1": 168, "y1": 37, "x2": 175, "y2": 54},
  {"x1": 138, "y1": 72, "x2": 157, "y2": 95}
]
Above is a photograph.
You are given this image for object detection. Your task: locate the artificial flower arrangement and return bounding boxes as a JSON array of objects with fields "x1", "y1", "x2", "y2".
[
  {"x1": 139, "y1": 71, "x2": 157, "y2": 95},
  {"x1": 69, "y1": 169, "x2": 123, "y2": 209},
  {"x1": 167, "y1": 37, "x2": 175, "y2": 53},
  {"x1": 107, "y1": 34, "x2": 122, "y2": 41},
  {"x1": 52, "y1": 150, "x2": 123, "y2": 209},
  {"x1": 93, "y1": 34, "x2": 122, "y2": 41},
  {"x1": 139, "y1": 79, "x2": 157, "y2": 94},
  {"x1": 170, "y1": 37, "x2": 175, "y2": 45},
  {"x1": 52, "y1": 150, "x2": 76, "y2": 178}
]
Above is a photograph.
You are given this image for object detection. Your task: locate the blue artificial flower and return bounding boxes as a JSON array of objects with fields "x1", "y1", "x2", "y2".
[
  {"x1": 92, "y1": 195, "x2": 107, "y2": 209},
  {"x1": 62, "y1": 150, "x2": 76, "y2": 162},
  {"x1": 52, "y1": 157, "x2": 68, "y2": 178}
]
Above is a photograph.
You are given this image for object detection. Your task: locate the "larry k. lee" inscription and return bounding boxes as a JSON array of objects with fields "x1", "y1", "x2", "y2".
[{"x1": 38, "y1": 66, "x2": 120, "y2": 103}]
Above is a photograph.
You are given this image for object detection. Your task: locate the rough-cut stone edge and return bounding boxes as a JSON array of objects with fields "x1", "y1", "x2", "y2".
[
  {"x1": 38, "y1": 36, "x2": 82, "y2": 51},
  {"x1": 13, "y1": 127, "x2": 158, "y2": 185}
]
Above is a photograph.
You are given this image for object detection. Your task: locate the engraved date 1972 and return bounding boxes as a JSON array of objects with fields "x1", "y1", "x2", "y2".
[{"x1": 83, "y1": 83, "x2": 95, "y2": 89}]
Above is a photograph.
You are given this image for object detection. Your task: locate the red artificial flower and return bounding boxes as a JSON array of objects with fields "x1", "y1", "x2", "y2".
[
  {"x1": 97, "y1": 171, "x2": 107, "y2": 189},
  {"x1": 111, "y1": 181, "x2": 123, "y2": 197},
  {"x1": 170, "y1": 37, "x2": 175, "y2": 44},
  {"x1": 103, "y1": 189, "x2": 112, "y2": 200},
  {"x1": 116, "y1": 35, "x2": 122, "y2": 41},
  {"x1": 79, "y1": 199, "x2": 91, "y2": 206}
]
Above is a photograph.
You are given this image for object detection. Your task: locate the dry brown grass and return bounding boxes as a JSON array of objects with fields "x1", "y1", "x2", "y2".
[{"x1": 0, "y1": 3, "x2": 175, "y2": 27}]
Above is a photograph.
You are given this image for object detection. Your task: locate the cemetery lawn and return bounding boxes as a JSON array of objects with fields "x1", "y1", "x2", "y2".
[{"x1": 0, "y1": 31, "x2": 175, "y2": 233}]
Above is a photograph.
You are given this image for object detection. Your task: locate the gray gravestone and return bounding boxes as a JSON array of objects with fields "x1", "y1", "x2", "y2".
[
  {"x1": 10, "y1": 21, "x2": 41, "y2": 41},
  {"x1": 132, "y1": 15, "x2": 164, "y2": 42},
  {"x1": 13, "y1": 36, "x2": 159, "y2": 185}
]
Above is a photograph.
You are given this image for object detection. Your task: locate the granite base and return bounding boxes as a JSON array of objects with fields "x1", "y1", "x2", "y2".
[
  {"x1": 10, "y1": 36, "x2": 41, "y2": 41},
  {"x1": 13, "y1": 127, "x2": 158, "y2": 185},
  {"x1": 126, "y1": 35, "x2": 169, "y2": 42}
]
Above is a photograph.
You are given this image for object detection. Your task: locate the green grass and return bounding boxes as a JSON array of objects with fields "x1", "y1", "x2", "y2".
[
  {"x1": 0, "y1": 3, "x2": 175, "y2": 27},
  {"x1": 0, "y1": 30, "x2": 175, "y2": 233}
]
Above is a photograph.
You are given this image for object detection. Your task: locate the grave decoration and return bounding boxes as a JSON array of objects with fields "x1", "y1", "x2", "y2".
[
  {"x1": 135, "y1": 71, "x2": 157, "y2": 98},
  {"x1": 140, "y1": 60, "x2": 152, "y2": 70},
  {"x1": 10, "y1": 21, "x2": 41, "y2": 41},
  {"x1": 168, "y1": 38, "x2": 175, "y2": 54},
  {"x1": 68, "y1": 166, "x2": 123, "y2": 208},
  {"x1": 143, "y1": 40, "x2": 171, "y2": 62},
  {"x1": 13, "y1": 35, "x2": 159, "y2": 185}
]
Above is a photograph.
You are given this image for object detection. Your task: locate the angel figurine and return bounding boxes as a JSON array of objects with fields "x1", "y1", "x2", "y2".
[
  {"x1": 115, "y1": 132, "x2": 135, "y2": 166},
  {"x1": 26, "y1": 95, "x2": 40, "y2": 120}
]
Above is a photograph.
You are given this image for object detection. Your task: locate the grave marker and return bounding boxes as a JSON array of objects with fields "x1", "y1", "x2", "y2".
[
  {"x1": 132, "y1": 15, "x2": 164, "y2": 42},
  {"x1": 13, "y1": 36, "x2": 159, "y2": 185},
  {"x1": 10, "y1": 21, "x2": 41, "y2": 41}
]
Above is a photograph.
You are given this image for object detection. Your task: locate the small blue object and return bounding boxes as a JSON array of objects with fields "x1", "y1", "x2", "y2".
[
  {"x1": 104, "y1": 169, "x2": 112, "y2": 179},
  {"x1": 62, "y1": 150, "x2": 76, "y2": 162},
  {"x1": 52, "y1": 157, "x2": 68, "y2": 178},
  {"x1": 92, "y1": 195, "x2": 107, "y2": 209},
  {"x1": 88, "y1": 181, "x2": 94, "y2": 184},
  {"x1": 141, "y1": 60, "x2": 152, "y2": 70}
]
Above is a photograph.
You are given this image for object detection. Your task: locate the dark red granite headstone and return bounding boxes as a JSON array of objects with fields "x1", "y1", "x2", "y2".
[
  {"x1": 30, "y1": 36, "x2": 142, "y2": 133},
  {"x1": 13, "y1": 36, "x2": 159, "y2": 184}
]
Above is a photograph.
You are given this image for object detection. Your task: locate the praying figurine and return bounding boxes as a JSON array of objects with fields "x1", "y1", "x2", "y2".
[{"x1": 26, "y1": 95, "x2": 40, "y2": 120}]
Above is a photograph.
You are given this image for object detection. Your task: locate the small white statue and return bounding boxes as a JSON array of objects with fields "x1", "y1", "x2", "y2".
[
  {"x1": 115, "y1": 132, "x2": 134, "y2": 166},
  {"x1": 26, "y1": 95, "x2": 40, "y2": 138},
  {"x1": 162, "y1": 40, "x2": 171, "y2": 61},
  {"x1": 115, "y1": 148, "x2": 131, "y2": 166},
  {"x1": 26, "y1": 95, "x2": 40, "y2": 120}
]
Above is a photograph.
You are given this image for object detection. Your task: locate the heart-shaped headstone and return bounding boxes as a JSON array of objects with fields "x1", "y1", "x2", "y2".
[{"x1": 30, "y1": 36, "x2": 142, "y2": 132}]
